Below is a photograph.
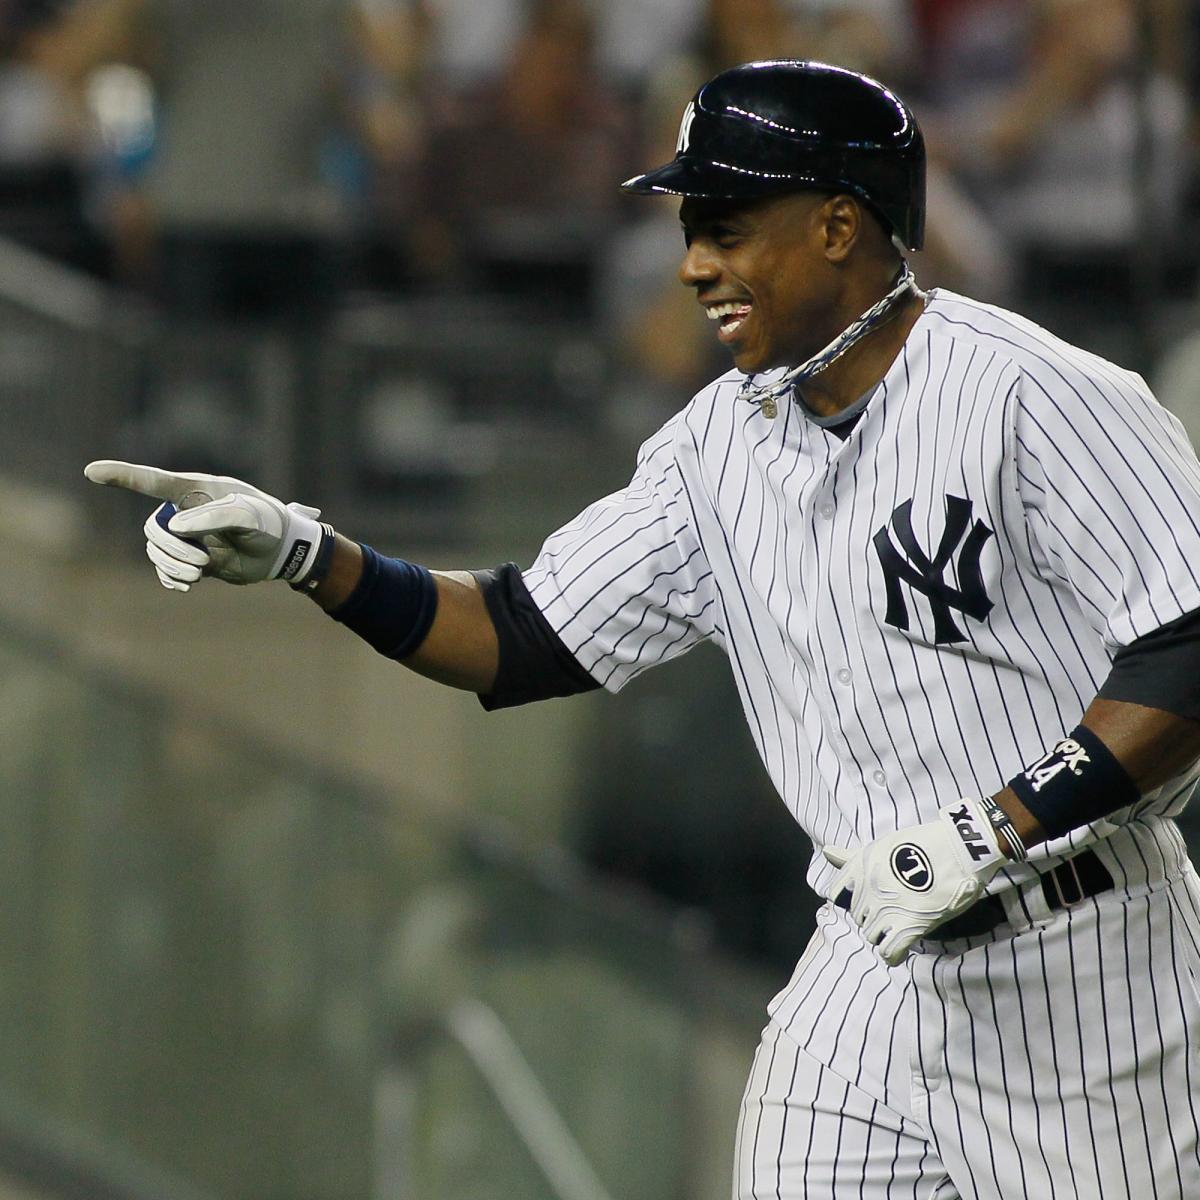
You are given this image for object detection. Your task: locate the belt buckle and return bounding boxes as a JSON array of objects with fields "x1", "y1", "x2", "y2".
[{"x1": 1046, "y1": 855, "x2": 1085, "y2": 909}]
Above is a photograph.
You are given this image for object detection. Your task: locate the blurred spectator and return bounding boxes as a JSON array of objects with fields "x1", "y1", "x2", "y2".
[
  {"x1": 415, "y1": 0, "x2": 634, "y2": 310},
  {"x1": 594, "y1": 0, "x2": 702, "y2": 93},
  {"x1": 910, "y1": 0, "x2": 1026, "y2": 97},
  {"x1": 423, "y1": 0, "x2": 706, "y2": 95},
  {"x1": 39, "y1": 0, "x2": 407, "y2": 321},
  {"x1": 800, "y1": 0, "x2": 1014, "y2": 300},
  {"x1": 693, "y1": 0, "x2": 810, "y2": 74},
  {"x1": 804, "y1": 0, "x2": 915, "y2": 83},
  {"x1": 0, "y1": 0, "x2": 109, "y2": 271},
  {"x1": 334, "y1": 0, "x2": 435, "y2": 290},
  {"x1": 135, "y1": 0, "x2": 353, "y2": 323},
  {"x1": 78, "y1": 60, "x2": 156, "y2": 282},
  {"x1": 924, "y1": 0, "x2": 1189, "y2": 356},
  {"x1": 422, "y1": 0, "x2": 521, "y2": 86},
  {"x1": 0, "y1": 2, "x2": 82, "y2": 165},
  {"x1": 595, "y1": 0, "x2": 813, "y2": 423},
  {"x1": 970, "y1": 0, "x2": 1184, "y2": 244},
  {"x1": 597, "y1": 63, "x2": 724, "y2": 438}
]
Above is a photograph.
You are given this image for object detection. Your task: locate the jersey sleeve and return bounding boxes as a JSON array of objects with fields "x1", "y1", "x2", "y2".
[
  {"x1": 522, "y1": 415, "x2": 720, "y2": 692},
  {"x1": 1013, "y1": 358, "x2": 1200, "y2": 650}
]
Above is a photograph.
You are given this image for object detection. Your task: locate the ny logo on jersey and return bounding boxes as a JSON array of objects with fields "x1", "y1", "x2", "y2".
[
  {"x1": 676, "y1": 101, "x2": 697, "y2": 153},
  {"x1": 873, "y1": 496, "x2": 995, "y2": 645}
]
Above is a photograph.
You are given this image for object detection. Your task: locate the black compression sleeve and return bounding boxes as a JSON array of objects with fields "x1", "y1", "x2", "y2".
[
  {"x1": 473, "y1": 563, "x2": 601, "y2": 710},
  {"x1": 1097, "y1": 606, "x2": 1200, "y2": 721}
]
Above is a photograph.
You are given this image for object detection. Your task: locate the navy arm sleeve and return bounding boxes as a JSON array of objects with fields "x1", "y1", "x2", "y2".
[
  {"x1": 473, "y1": 563, "x2": 601, "y2": 711},
  {"x1": 1098, "y1": 605, "x2": 1200, "y2": 723}
]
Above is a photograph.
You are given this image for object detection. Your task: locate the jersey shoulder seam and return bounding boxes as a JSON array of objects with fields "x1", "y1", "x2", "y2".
[{"x1": 925, "y1": 291, "x2": 1140, "y2": 404}]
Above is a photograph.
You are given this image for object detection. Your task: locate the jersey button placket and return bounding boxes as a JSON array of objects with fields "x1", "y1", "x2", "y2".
[{"x1": 810, "y1": 483, "x2": 858, "y2": 781}]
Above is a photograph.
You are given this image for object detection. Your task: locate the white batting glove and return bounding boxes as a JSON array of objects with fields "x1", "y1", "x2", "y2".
[
  {"x1": 823, "y1": 798, "x2": 1006, "y2": 965},
  {"x1": 84, "y1": 460, "x2": 327, "y2": 592}
]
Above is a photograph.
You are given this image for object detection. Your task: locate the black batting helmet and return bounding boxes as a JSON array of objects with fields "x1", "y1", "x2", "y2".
[{"x1": 622, "y1": 60, "x2": 926, "y2": 252}]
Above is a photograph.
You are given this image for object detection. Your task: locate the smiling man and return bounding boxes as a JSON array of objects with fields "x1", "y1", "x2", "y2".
[
  {"x1": 676, "y1": 189, "x2": 924, "y2": 417},
  {"x1": 87, "y1": 61, "x2": 1200, "y2": 1199}
]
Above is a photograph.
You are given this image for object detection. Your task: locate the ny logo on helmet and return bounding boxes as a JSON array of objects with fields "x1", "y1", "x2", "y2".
[
  {"x1": 676, "y1": 101, "x2": 697, "y2": 154},
  {"x1": 873, "y1": 496, "x2": 994, "y2": 645}
]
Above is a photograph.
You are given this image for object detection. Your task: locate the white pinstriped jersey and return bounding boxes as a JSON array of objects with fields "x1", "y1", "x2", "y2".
[{"x1": 524, "y1": 289, "x2": 1200, "y2": 897}]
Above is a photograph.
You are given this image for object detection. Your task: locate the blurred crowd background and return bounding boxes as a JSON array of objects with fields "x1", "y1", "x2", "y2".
[
  {"x1": 1, "y1": 0, "x2": 1199, "y2": 394},
  {"x1": 0, "y1": 1, "x2": 1199, "y2": 1199}
]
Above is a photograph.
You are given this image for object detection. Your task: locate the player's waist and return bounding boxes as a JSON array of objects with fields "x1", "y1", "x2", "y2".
[
  {"x1": 930, "y1": 850, "x2": 1113, "y2": 941},
  {"x1": 927, "y1": 816, "x2": 1190, "y2": 944}
]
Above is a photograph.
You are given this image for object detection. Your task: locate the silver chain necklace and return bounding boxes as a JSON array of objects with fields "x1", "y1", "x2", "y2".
[{"x1": 737, "y1": 263, "x2": 920, "y2": 419}]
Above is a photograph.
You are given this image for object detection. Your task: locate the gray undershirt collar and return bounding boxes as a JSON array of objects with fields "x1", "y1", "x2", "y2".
[{"x1": 797, "y1": 384, "x2": 875, "y2": 430}]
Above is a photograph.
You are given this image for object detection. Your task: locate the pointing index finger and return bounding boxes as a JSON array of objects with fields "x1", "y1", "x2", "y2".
[{"x1": 84, "y1": 461, "x2": 219, "y2": 505}]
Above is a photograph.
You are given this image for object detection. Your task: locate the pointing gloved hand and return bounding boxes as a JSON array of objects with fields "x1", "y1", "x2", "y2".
[
  {"x1": 84, "y1": 460, "x2": 329, "y2": 592},
  {"x1": 823, "y1": 797, "x2": 1006, "y2": 965}
]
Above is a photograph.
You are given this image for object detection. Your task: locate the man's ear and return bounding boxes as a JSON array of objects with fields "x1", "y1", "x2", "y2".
[{"x1": 821, "y1": 194, "x2": 863, "y2": 264}]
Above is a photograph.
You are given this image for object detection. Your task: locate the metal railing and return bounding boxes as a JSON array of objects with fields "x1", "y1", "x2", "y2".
[
  {"x1": 0, "y1": 1088, "x2": 219, "y2": 1200},
  {"x1": 0, "y1": 237, "x2": 149, "y2": 493},
  {"x1": 0, "y1": 607, "x2": 769, "y2": 1200},
  {"x1": 445, "y1": 998, "x2": 616, "y2": 1200},
  {"x1": 0, "y1": 235, "x2": 770, "y2": 1200},
  {"x1": 0, "y1": 235, "x2": 613, "y2": 557}
]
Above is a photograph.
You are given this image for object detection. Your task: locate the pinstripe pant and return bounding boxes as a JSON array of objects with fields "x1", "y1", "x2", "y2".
[{"x1": 734, "y1": 822, "x2": 1200, "y2": 1199}]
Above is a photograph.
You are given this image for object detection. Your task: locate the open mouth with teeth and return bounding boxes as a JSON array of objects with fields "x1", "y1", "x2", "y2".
[{"x1": 706, "y1": 300, "x2": 753, "y2": 344}]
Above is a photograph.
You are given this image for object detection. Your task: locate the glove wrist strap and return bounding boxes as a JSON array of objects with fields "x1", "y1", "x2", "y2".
[
  {"x1": 289, "y1": 523, "x2": 337, "y2": 592},
  {"x1": 271, "y1": 508, "x2": 327, "y2": 585},
  {"x1": 937, "y1": 798, "x2": 1004, "y2": 877}
]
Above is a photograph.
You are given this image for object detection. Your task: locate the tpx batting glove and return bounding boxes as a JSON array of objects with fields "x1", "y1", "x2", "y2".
[
  {"x1": 84, "y1": 460, "x2": 328, "y2": 592},
  {"x1": 823, "y1": 798, "x2": 1005, "y2": 965}
]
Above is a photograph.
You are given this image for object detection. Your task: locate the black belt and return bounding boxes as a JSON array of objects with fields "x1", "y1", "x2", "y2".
[{"x1": 929, "y1": 848, "x2": 1114, "y2": 941}]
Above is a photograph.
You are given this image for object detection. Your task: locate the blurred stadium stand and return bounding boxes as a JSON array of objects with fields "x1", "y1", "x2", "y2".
[
  {"x1": 0, "y1": 551, "x2": 775, "y2": 1199},
  {"x1": 0, "y1": 230, "x2": 793, "y2": 1198},
  {"x1": 0, "y1": 0, "x2": 1197, "y2": 1195}
]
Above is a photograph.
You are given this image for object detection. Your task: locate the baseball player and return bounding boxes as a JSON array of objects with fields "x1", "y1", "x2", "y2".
[{"x1": 87, "y1": 61, "x2": 1200, "y2": 1198}]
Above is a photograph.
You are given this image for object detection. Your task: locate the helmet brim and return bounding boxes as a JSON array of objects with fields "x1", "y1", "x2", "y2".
[
  {"x1": 621, "y1": 153, "x2": 923, "y2": 251},
  {"x1": 621, "y1": 155, "x2": 796, "y2": 199}
]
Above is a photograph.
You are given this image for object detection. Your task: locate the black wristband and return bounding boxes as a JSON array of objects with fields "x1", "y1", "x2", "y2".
[
  {"x1": 1006, "y1": 724, "x2": 1140, "y2": 841},
  {"x1": 330, "y1": 544, "x2": 438, "y2": 661}
]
